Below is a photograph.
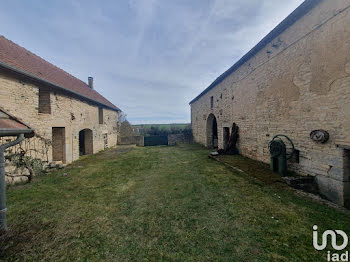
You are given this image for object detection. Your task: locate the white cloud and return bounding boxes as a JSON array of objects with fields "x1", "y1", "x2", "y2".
[{"x1": 0, "y1": 0, "x2": 304, "y2": 124}]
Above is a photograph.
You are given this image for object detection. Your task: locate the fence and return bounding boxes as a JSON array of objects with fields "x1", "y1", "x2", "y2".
[
  {"x1": 144, "y1": 136, "x2": 168, "y2": 146},
  {"x1": 168, "y1": 133, "x2": 193, "y2": 145},
  {"x1": 117, "y1": 136, "x2": 144, "y2": 146}
]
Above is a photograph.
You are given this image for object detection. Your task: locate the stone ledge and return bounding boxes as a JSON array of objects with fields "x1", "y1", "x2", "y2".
[{"x1": 335, "y1": 140, "x2": 350, "y2": 149}]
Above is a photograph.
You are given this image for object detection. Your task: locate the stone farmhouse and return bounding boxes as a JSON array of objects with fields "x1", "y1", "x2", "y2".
[
  {"x1": 190, "y1": 0, "x2": 350, "y2": 207},
  {"x1": 0, "y1": 35, "x2": 120, "y2": 167}
]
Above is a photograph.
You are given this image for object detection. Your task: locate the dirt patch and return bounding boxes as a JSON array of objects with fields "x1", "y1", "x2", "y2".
[
  {"x1": 211, "y1": 154, "x2": 286, "y2": 185},
  {"x1": 210, "y1": 154, "x2": 350, "y2": 213}
]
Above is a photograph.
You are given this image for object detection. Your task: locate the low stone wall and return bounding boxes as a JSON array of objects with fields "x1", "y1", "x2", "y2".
[
  {"x1": 168, "y1": 134, "x2": 193, "y2": 146},
  {"x1": 118, "y1": 136, "x2": 144, "y2": 146},
  {"x1": 1, "y1": 136, "x2": 48, "y2": 184},
  {"x1": 5, "y1": 161, "x2": 31, "y2": 184}
]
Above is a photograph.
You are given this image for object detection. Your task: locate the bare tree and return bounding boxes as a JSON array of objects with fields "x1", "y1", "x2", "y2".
[
  {"x1": 118, "y1": 112, "x2": 133, "y2": 137},
  {"x1": 118, "y1": 111, "x2": 127, "y2": 123}
]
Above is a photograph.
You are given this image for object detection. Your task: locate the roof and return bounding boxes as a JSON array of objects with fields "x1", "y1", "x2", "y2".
[
  {"x1": 0, "y1": 35, "x2": 120, "y2": 112},
  {"x1": 0, "y1": 109, "x2": 34, "y2": 137},
  {"x1": 189, "y1": 0, "x2": 323, "y2": 104}
]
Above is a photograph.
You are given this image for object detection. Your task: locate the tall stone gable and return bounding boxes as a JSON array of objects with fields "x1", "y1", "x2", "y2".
[{"x1": 190, "y1": 0, "x2": 350, "y2": 207}]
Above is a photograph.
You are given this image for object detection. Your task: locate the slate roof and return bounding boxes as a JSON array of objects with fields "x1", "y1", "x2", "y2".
[{"x1": 0, "y1": 35, "x2": 120, "y2": 112}]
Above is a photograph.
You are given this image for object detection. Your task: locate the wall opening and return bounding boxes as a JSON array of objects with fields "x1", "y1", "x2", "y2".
[
  {"x1": 98, "y1": 107, "x2": 104, "y2": 124},
  {"x1": 38, "y1": 88, "x2": 51, "y2": 114},
  {"x1": 344, "y1": 149, "x2": 350, "y2": 208},
  {"x1": 52, "y1": 127, "x2": 65, "y2": 163},
  {"x1": 206, "y1": 113, "x2": 218, "y2": 149},
  {"x1": 223, "y1": 127, "x2": 230, "y2": 151},
  {"x1": 210, "y1": 96, "x2": 214, "y2": 109},
  {"x1": 79, "y1": 129, "x2": 93, "y2": 156},
  {"x1": 293, "y1": 149, "x2": 300, "y2": 163}
]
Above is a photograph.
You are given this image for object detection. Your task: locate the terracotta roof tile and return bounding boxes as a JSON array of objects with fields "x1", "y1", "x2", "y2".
[
  {"x1": 0, "y1": 108, "x2": 34, "y2": 136},
  {"x1": 0, "y1": 118, "x2": 28, "y2": 130},
  {"x1": 0, "y1": 35, "x2": 120, "y2": 111}
]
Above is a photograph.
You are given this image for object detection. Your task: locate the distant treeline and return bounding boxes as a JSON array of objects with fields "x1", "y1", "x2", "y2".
[{"x1": 132, "y1": 124, "x2": 192, "y2": 137}]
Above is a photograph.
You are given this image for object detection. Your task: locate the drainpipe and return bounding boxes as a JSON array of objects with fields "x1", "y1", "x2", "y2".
[{"x1": 0, "y1": 134, "x2": 24, "y2": 232}]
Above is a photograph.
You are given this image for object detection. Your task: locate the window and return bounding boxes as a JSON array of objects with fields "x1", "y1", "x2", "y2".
[
  {"x1": 210, "y1": 96, "x2": 214, "y2": 109},
  {"x1": 98, "y1": 107, "x2": 104, "y2": 124},
  {"x1": 38, "y1": 88, "x2": 51, "y2": 114}
]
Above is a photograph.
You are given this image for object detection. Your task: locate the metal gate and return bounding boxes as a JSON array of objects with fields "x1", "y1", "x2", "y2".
[{"x1": 144, "y1": 135, "x2": 168, "y2": 146}]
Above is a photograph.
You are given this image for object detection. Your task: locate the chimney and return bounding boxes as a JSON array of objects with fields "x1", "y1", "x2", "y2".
[{"x1": 88, "y1": 77, "x2": 94, "y2": 89}]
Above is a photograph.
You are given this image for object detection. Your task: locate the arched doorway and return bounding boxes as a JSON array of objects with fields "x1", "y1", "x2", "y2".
[
  {"x1": 79, "y1": 129, "x2": 93, "y2": 156},
  {"x1": 206, "y1": 113, "x2": 218, "y2": 148}
]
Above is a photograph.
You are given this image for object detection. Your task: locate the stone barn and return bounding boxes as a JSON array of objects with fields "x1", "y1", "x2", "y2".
[
  {"x1": 190, "y1": 0, "x2": 350, "y2": 207},
  {"x1": 0, "y1": 35, "x2": 120, "y2": 168}
]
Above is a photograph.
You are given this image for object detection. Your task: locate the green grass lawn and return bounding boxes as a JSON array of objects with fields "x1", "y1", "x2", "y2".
[{"x1": 1, "y1": 144, "x2": 349, "y2": 261}]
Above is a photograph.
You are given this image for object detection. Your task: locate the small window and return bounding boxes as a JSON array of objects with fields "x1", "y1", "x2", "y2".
[
  {"x1": 38, "y1": 88, "x2": 51, "y2": 114},
  {"x1": 210, "y1": 96, "x2": 214, "y2": 109},
  {"x1": 98, "y1": 107, "x2": 104, "y2": 124}
]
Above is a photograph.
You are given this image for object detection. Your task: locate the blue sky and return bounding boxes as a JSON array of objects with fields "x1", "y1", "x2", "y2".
[{"x1": 0, "y1": 0, "x2": 303, "y2": 124}]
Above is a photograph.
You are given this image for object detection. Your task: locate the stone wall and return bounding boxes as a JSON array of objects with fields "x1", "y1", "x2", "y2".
[
  {"x1": 168, "y1": 134, "x2": 193, "y2": 146},
  {"x1": 0, "y1": 71, "x2": 119, "y2": 168},
  {"x1": 1, "y1": 135, "x2": 49, "y2": 184},
  {"x1": 190, "y1": 0, "x2": 350, "y2": 207},
  {"x1": 117, "y1": 136, "x2": 144, "y2": 146}
]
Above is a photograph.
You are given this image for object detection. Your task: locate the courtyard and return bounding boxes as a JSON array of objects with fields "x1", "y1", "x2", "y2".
[{"x1": 1, "y1": 144, "x2": 349, "y2": 261}]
